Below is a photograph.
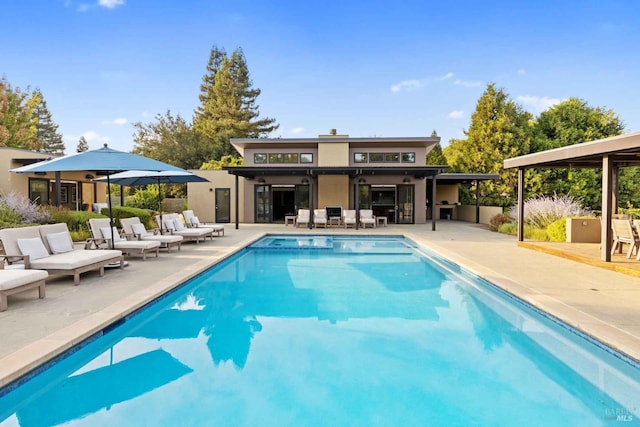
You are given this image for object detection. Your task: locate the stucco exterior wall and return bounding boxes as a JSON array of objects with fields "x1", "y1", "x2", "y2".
[
  {"x1": 456, "y1": 205, "x2": 503, "y2": 225},
  {"x1": 186, "y1": 170, "x2": 243, "y2": 223},
  {"x1": 318, "y1": 142, "x2": 349, "y2": 167},
  {"x1": 318, "y1": 175, "x2": 349, "y2": 208}
]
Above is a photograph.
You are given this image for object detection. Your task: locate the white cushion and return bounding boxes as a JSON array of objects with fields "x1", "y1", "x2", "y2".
[
  {"x1": 16, "y1": 238, "x2": 50, "y2": 260},
  {"x1": 46, "y1": 231, "x2": 74, "y2": 254},
  {"x1": 100, "y1": 227, "x2": 122, "y2": 242},
  {"x1": 191, "y1": 216, "x2": 200, "y2": 226},
  {"x1": 173, "y1": 219, "x2": 185, "y2": 231},
  {"x1": 131, "y1": 223, "x2": 149, "y2": 237},
  {"x1": 163, "y1": 220, "x2": 176, "y2": 231}
]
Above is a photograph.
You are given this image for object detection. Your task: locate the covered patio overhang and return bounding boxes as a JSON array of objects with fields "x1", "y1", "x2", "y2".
[
  {"x1": 429, "y1": 173, "x2": 500, "y2": 224},
  {"x1": 223, "y1": 166, "x2": 448, "y2": 230},
  {"x1": 504, "y1": 131, "x2": 640, "y2": 262}
]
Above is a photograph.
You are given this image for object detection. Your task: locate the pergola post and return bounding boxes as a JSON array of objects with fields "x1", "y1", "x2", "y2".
[
  {"x1": 431, "y1": 175, "x2": 437, "y2": 231},
  {"x1": 601, "y1": 155, "x2": 613, "y2": 261},
  {"x1": 234, "y1": 174, "x2": 239, "y2": 230},
  {"x1": 355, "y1": 176, "x2": 360, "y2": 230},
  {"x1": 308, "y1": 174, "x2": 313, "y2": 229},
  {"x1": 475, "y1": 179, "x2": 480, "y2": 224},
  {"x1": 517, "y1": 168, "x2": 524, "y2": 242}
]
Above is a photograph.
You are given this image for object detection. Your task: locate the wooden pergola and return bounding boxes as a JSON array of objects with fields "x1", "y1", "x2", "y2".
[{"x1": 504, "y1": 131, "x2": 640, "y2": 262}]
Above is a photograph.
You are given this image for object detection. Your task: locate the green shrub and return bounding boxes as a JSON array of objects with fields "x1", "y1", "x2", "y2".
[
  {"x1": 70, "y1": 230, "x2": 91, "y2": 242},
  {"x1": 498, "y1": 222, "x2": 518, "y2": 235},
  {"x1": 46, "y1": 207, "x2": 107, "y2": 233},
  {"x1": 530, "y1": 228, "x2": 550, "y2": 241},
  {"x1": 489, "y1": 213, "x2": 512, "y2": 232},
  {"x1": 497, "y1": 223, "x2": 549, "y2": 241},
  {"x1": 109, "y1": 206, "x2": 154, "y2": 228},
  {"x1": 620, "y1": 207, "x2": 640, "y2": 219},
  {"x1": 546, "y1": 218, "x2": 567, "y2": 242},
  {"x1": 126, "y1": 186, "x2": 160, "y2": 210}
]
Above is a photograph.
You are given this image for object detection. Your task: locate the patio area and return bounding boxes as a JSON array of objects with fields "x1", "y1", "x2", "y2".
[{"x1": 1, "y1": 221, "x2": 639, "y2": 388}]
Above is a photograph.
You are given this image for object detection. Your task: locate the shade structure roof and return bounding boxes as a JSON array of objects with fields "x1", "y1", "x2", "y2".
[
  {"x1": 11, "y1": 144, "x2": 184, "y2": 174},
  {"x1": 503, "y1": 131, "x2": 640, "y2": 169},
  {"x1": 430, "y1": 173, "x2": 500, "y2": 184},
  {"x1": 93, "y1": 170, "x2": 209, "y2": 186},
  {"x1": 223, "y1": 166, "x2": 449, "y2": 179}
]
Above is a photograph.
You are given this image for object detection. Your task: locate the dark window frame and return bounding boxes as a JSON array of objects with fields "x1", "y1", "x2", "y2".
[
  {"x1": 300, "y1": 153, "x2": 313, "y2": 163},
  {"x1": 254, "y1": 153, "x2": 268, "y2": 164}
]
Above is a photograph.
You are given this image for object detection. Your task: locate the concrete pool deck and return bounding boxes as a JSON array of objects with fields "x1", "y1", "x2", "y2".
[{"x1": 1, "y1": 221, "x2": 639, "y2": 387}]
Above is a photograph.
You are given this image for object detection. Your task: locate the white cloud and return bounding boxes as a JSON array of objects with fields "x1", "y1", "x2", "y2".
[
  {"x1": 517, "y1": 95, "x2": 564, "y2": 113},
  {"x1": 103, "y1": 117, "x2": 128, "y2": 125},
  {"x1": 81, "y1": 131, "x2": 111, "y2": 144},
  {"x1": 447, "y1": 110, "x2": 464, "y2": 119},
  {"x1": 439, "y1": 72, "x2": 454, "y2": 80},
  {"x1": 454, "y1": 79, "x2": 482, "y2": 88},
  {"x1": 391, "y1": 79, "x2": 423, "y2": 93},
  {"x1": 517, "y1": 68, "x2": 526, "y2": 75},
  {"x1": 289, "y1": 127, "x2": 304, "y2": 135},
  {"x1": 98, "y1": 0, "x2": 125, "y2": 9}
]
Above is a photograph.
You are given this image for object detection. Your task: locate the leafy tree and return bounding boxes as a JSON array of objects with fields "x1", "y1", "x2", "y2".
[
  {"x1": 193, "y1": 46, "x2": 278, "y2": 158},
  {"x1": 76, "y1": 136, "x2": 89, "y2": 152},
  {"x1": 444, "y1": 83, "x2": 532, "y2": 207},
  {"x1": 529, "y1": 98, "x2": 625, "y2": 209},
  {"x1": 33, "y1": 90, "x2": 65, "y2": 154},
  {"x1": 201, "y1": 155, "x2": 244, "y2": 170},
  {"x1": 0, "y1": 76, "x2": 42, "y2": 150},
  {"x1": 426, "y1": 143, "x2": 448, "y2": 165},
  {"x1": 132, "y1": 110, "x2": 213, "y2": 169}
]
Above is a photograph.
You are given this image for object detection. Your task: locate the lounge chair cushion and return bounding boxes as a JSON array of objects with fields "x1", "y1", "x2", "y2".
[
  {"x1": 131, "y1": 223, "x2": 150, "y2": 237},
  {"x1": 30, "y1": 249, "x2": 122, "y2": 270},
  {"x1": 46, "y1": 232, "x2": 74, "y2": 254},
  {"x1": 191, "y1": 216, "x2": 200, "y2": 226},
  {"x1": 0, "y1": 269, "x2": 48, "y2": 291},
  {"x1": 17, "y1": 238, "x2": 50, "y2": 260},
  {"x1": 173, "y1": 219, "x2": 186, "y2": 231},
  {"x1": 100, "y1": 227, "x2": 122, "y2": 242}
]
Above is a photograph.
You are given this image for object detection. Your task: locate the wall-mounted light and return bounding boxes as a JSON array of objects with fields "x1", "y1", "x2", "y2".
[
  {"x1": 258, "y1": 178, "x2": 266, "y2": 184},
  {"x1": 402, "y1": 177, "x2": 411, "y2": 183},
  {"x1": 301, "y1": 178, "x2": 309, "y2": 184},
  {"x1": 34, "y1": 172, "x2": 47, "y2": 176},
  {"x1": 85, "y1": 174, "x2": 95, "y2": 180},
  {"x1": 209, "y1": 188, "x2": 214, "y2": 192},
  {"x1": 358, "y1": 178, "x2": 366, "y2": 184}
]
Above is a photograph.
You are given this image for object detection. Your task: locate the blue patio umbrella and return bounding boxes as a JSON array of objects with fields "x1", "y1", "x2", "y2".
[
  {"x1": 93, "y1": 170, "x2": 210, "y2": 233},
  {"x1": 11, "y1": 144, "x2": 186, "y2": 247}
]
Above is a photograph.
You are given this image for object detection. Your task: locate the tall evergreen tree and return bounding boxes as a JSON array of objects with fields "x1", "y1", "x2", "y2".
[
  {"x1": 0, "y1": 77, "x2": 42, "y2": 150},
  {"x1": 76, "y1": 136, "x2": 89, "y2": 152},
  {"x1": 444, "y1": 83, "x2": 532, "y2": 207},
  {"x1": 426, "y1": 143, "x2": 448, "y2": 165},
  {"x1": 194, "y1": 46, "x2": 279, "y2": 158},
  {"x1": 33, "y1": 90, "x2": 65, "y2": 154}
]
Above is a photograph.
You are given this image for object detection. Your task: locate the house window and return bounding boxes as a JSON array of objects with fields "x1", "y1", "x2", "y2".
[
  {"x1": 254, "y1": 153, "x2": 267, "y2": 164},
  {"x1": 283, "y1": 153, "x2": 299, "y2": 163},
  {"x1": 300, "y1": 153, "x2": 313, "y2": 163},
  {"x1": 384, "y1": 153, "x2": 400, "y2": 162},
  {"x1": 354, "y1": 153, "x2": 368, "y2": 163},
  {"x1": 369, "y1": 153, "x2": 384, "y2": 162},
  {"x1": 269, "y1": 153, "x2": 284, "y2": 163},
  {"x1": 401, "y1": 152, "x2": 415, "y2": 163}
]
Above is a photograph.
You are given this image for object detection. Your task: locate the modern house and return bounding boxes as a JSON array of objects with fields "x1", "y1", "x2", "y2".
[{"x1": 187, "y1": 131, "x2": 500, "y2": 227}]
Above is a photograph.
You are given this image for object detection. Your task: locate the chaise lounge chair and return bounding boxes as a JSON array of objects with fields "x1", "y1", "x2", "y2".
[
  {"x1": 0, "y1": 223, "x2": 124, "y2": 285},
  {"x1": 182, "y1": 210, "x2": 224, "y2": 236},
  {"x1": 313, "y1": 209, "x2": 327, "y2": 228},
  {"x1": 0, "y1": 255, "x2": 47, "y2": 311},
  {"x1": 343, "y1": 210, "x2": 357, "y2": 229},
  {"x1": 88, "y1": 218, "x2": 161, "y2": 260},
  {"x1": 359, "y1": 209, "x2": 375, "y2": 228},
  {"x1": 156, "y1": 213, "x2": 213, "y2": 244},
  {"x1": 120, "y1": 217, "x2": 183, "y2": 252}
]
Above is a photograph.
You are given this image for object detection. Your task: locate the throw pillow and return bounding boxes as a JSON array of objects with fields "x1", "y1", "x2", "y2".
[
  {"x1": 17, "y1": 237, "x2": 50, "y2": 260},
  {"x1": 131, "y1": 223, "x2": 149, "y2": 237},
  {"x1": 163, "y1": 220, "x2": 176, "y2": 231},
  {"x1": 46, "y1": 231, "x2": 74, "y2": 254},
  {"x1": 100, "y1": 227, "x2": 122, "y2": 242},
  {"x1": 191, "y1": 216, "x2": 200, "y2": 226},
  {"x1": 173, "y1": 219, "x2": 185, "y2": 231}
]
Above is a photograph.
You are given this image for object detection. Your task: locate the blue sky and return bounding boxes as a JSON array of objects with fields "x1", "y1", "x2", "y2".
[{"x1": 2, "y1": 0, "x2": 639, "y2": 153}]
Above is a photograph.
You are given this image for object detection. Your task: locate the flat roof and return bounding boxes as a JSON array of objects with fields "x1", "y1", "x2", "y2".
[
  {"x1": 431, "y1": 173, "x2": 500, "y2": 183},
  {"x1": 504, "y1": 131, "x2": 640, "y2": 169}
]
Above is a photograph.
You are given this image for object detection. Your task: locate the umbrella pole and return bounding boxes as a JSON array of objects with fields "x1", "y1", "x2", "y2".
[
  {"x1": 107, "y1": 174, "x2": 115, "y2": 250},
  {"x1": 158, "y1": 178, "x2": 163, "y2": 234}
]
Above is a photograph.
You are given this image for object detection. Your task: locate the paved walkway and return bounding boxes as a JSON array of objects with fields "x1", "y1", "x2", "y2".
[{"x1": 1, "y1": 221, "x2": 639, "y2": 387}]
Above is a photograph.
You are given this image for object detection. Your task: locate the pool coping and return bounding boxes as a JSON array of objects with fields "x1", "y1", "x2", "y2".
[{"x1": 1, "y1": 229, "x2": 639, "y2": 390}]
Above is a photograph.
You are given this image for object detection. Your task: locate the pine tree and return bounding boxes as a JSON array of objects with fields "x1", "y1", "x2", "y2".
[
  {"x1": 33, "y1": 90, "x2": 65, "y2": 155},
  {"x1": 426, "y1": 143, "x2": 448, "y2": 165},
  {"x1": 76, "y1": 136, "x2": 89, "y2": 152},
  {"x1": 193, "y1": 46, "x2": 279, "y2": 158}
]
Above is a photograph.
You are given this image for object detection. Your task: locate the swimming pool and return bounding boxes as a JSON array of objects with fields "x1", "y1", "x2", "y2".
[{"x1": 0, "y1": 235, "x2": 638, "y2": 426}]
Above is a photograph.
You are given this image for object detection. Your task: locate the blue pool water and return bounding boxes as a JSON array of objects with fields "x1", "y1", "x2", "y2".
[{"x1": 1, "y1": 235, "x2": 639, "y2": 426}]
